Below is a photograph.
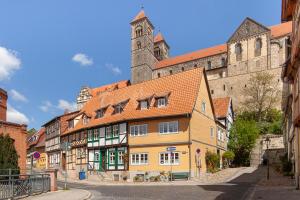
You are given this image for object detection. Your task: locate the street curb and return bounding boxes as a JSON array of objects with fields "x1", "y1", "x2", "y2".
[{"x1": 82, "y1": 190, "x2": 92, "y2": 200}]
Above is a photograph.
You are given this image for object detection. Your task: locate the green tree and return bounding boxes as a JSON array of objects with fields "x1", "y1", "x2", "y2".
[
  {"x1": 228, "y1": 119, "x2": 259, "y2": 166},
  {"x1": 241, "y1": 72, "x2": 280, "y2": 122},
  {"x1": 27, "y1": 128, "x2": 37, "y2": 136},
  {"x1": 0, "y1": 134, "x2": 19, "y2": 176}
]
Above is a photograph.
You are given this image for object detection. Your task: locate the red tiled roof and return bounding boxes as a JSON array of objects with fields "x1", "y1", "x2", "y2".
[
  {"x1": 156, "y1": 44, "x2": 227, "y2": 69},
  {"x1": 212, "y1": 97, "x2": 231, "y2": 119},
  {"x1": 90, "y1": 80, "x2": 130, "y2": 97},
  {"x1": 155, "y1": 22, "x2": 292, "y2": 69},
  {"x1": 27, "y1": 128, "x2": 45, "y2": 149},
  {"x1": 64, "y1": 68, "x2": 204, "y2": 135},
  {"x1": 131, "y1": 10, "x2": 147, "y2": 23},
  {"x1": 154, "y1": 33, "x2": 165, "y2": 43},
  {"x1": 269, "y1": 21, "x2": 292, "y2": 38}
]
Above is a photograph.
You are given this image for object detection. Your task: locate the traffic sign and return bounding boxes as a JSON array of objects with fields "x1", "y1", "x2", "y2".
[
  {"x1": 166, "y1": 146, "x2": 176, "y2": 151},
  {"x1": 33, "y1": 151, "x2": 40, "y2": 159}
]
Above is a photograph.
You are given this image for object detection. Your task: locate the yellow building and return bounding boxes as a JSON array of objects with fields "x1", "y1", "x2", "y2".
[{"x1": 65, "y1": 67, "x2": 222, "y2": 180}]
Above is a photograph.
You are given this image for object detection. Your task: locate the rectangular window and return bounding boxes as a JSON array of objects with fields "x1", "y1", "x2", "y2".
[
  {"x1": 94, "y1": 129, "x2": 99, "y2": 141},
  {"x1": 118, "y1": 151, "x2": 124, "y2": 165},
  {"x1": 217, "y1": 128, "x2": 221, "y2": 141},
  {"x1": 114, "y1": 104, "x2": 123, "y2": 114},
  {"x1": 131, "y1": 153, "x2": 148, "y2": 165},
  {"x1": 130, "y1": 124, "x2": 148, "y2": 136},
  {"x1": 68, "y1": 120, "x2": 74, "y2": 129},
  {"x1": 140, "y1": 100, "x2": 148, "y2": 110},
  {"x1": 157, "y1": 97, "x2": 166, "y2": 108},
  {"x1": 109, "y1": 152, "x2": 115, "y2": 164},
  {"x1": 88, "y1": 130, "x2": 93, "y2": 141},
  {"x1": 106, "y1": 127, "x2": 112, "y2": 138},
  {"x1": 159, "y1": 121, "x2": 179, "y2": 134},
  {"x1": 210, "y1": 127, "x2": 214, "y2": 138},
  {"x1": 112, "y1": 125, "x2": 119, "y2": 138},
  {"x1": 96, "y1": 109, "x2": 104, "y2": 118},
  {"x1": 159, "y1": 152, "x2": 179, "y2": 165}
]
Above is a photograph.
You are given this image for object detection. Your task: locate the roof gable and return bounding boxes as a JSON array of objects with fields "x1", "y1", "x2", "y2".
[
  {"x1": 212, "y1": 97, "x2": 231, "y2": 119},
  {"x1": 227, "y1": 17, "x2": 270, "y2": 43}
]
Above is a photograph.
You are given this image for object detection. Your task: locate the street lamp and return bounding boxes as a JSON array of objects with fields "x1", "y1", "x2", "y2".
[{"x1": 264, "y1": 136, "x2": 271, "y2": 180}]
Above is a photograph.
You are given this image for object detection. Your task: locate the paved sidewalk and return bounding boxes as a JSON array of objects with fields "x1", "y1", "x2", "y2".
[
  {"x1": 246, "y1": 166, "x2": 300, "y2": 200},
  {"x1": 24, "y1": 189, "x2": 91, "y2": 200},
  {"x1": 58, "y1": 167, "x2": 254, "y2": 186}
]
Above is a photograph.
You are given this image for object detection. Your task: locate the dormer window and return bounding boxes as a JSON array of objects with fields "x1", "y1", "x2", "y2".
[
  {"x1": 68, "y1": 120, "x2": 74, "y2": 129},
  {"x1": 83, "y1": 115, "x2": 90, "y2": 125},
  {"x1": 115, "y1": 104, "x2": 123, "y2": 114},
  {"x1": 157, "y1": 97, "x2": 166, "y2": 108},
  {"x1": 140, "y1": 100, "x2": 148, "y2": 110},
  {"x1": 96, "y1": 109, "x2": 104, "y2": 118}
]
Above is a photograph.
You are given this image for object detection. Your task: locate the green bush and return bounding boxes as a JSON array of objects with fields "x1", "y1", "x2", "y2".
[
  {"x1": 280, "y1": 153, "x2": 293, "y2": 176},
  {"x1": 228, "y1": 119, "x2": 259, "y2": 166},
  {"x1": 205, "y1": 151, "x2": 220, "y2": 173},
  {"x1": 222, "y1": 151, "x2": 235, "y2": 168}
]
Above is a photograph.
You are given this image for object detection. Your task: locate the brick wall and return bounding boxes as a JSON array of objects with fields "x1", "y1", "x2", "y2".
[{"x1": 0, "y1": 122, "x2": 27, "y2": 172}]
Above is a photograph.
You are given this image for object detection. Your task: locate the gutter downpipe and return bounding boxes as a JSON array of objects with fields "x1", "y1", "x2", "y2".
[{"x1": 187, "y1": 113, "x2": 192, "y2": 180}]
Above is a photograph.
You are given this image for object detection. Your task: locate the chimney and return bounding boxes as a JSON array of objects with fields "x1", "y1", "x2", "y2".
[{"x1": 0, "y1": 88, "x2": 8, "y2": 121}]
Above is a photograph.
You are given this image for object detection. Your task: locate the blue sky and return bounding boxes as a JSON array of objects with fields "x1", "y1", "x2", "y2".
[{"x1": 0, "y1": 0, "x2": 281, "y2": 129}]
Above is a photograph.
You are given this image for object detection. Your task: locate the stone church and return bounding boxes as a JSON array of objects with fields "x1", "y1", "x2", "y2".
[
  {"x1": 130, "y1": 10, "x2": 292, "y2": 110},
  {"x1": 77, "y1": 10, "x2": 292, "y2": 111}
]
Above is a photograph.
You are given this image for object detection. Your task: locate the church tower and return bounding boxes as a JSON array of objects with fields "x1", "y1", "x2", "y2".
[
  {"x1": 154, "y1": 32, "x2": 169, "y2": 61},
  {"x1": 130, "y1": 10, "x2": 157, "y2": 84}
]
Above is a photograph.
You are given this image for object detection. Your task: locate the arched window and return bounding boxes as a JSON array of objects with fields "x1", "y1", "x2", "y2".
[
  {"x1": 221, "y1": 58, "x2": 226, "y2": 67},
  {"x1": 181, "y1": 67, "x2": 185, "y2": 72},
  {"x1": 169, "y1": 70, "x2": 173, "y2": 75},
  {"x1": 235, "y1": 43, "x2": 242, "y2": 61},
  {"x1": 137, "y1": 41, "x2": 142, "y2": 49},
  {"x1": 207, "y1": 61, "x2": 212, "y2": 70},
  {"x1": 135, "y1": 26, "x2": 143, "y2": 37},
  {"x1": 154, "y1": 47, "x2": 161, "y2": 58},
  {"x1": 255, "y1": 38, "x2": 262, "y2": 57}
]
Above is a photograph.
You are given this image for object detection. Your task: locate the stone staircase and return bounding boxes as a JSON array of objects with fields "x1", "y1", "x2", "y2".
[
  {"x1": 87, "y1": 170, "x2": 113, "y2": 181},
  {"x1": 251, "y1": 137, "x2": 263, "y2": 167}
]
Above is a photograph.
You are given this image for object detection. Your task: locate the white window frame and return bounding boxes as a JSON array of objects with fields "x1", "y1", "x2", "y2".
[
  {"x1": 130, "y1": 153, "x2": 149, "y2": 165},
  {"x1": 159, "y1": 152, "x2": 179, "y2": 165},
  {"x1": 159, "y1": 121, "x2": 179, "y2": 134},
  {"x1": 140, "y1": 100, "x2": 148, "y2": 110},
  {"x1": 157, "y1": 97, "x2": 167, "y2": 108},
  {"x1": 130, "y1": 124, "x2": 148, "y2": 137}
]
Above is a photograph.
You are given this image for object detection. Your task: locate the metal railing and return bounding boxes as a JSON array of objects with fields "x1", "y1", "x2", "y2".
[{"x1": 0, "y1": 173, "x2": 50, "y2": 199}]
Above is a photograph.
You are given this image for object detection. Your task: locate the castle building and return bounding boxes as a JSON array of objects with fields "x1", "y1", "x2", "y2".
[{"x1": 130, "y1": 10, "x2": 292, "y2": 109}]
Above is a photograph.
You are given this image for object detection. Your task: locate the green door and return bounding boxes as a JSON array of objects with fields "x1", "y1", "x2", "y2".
[{"x1": 99, "y1": 150, "x2": 105, "y2": 172}]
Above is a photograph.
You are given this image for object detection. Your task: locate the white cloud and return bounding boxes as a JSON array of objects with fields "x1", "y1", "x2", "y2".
[
  {"x1": 39, "y1": 101, "x2": 53, "y2": 112},
  {"x1": 7, "y1": 105, "x2": 29, "y2": 124},
  {"x1": 72, "y1": 53, "x2": 93, "y2": 66},
  {"x1": 10, "y1": 89, "x2": 27, "y2": 102},
  {"x1": 57, "y1": 99, "x2": 77, "y2": 112},
  {"x1": 0, "y1": 47, "x2": 21, "y2": 80},
  {"x1": 105, "y1": 63, "x2": 122, "y2": 75}
]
